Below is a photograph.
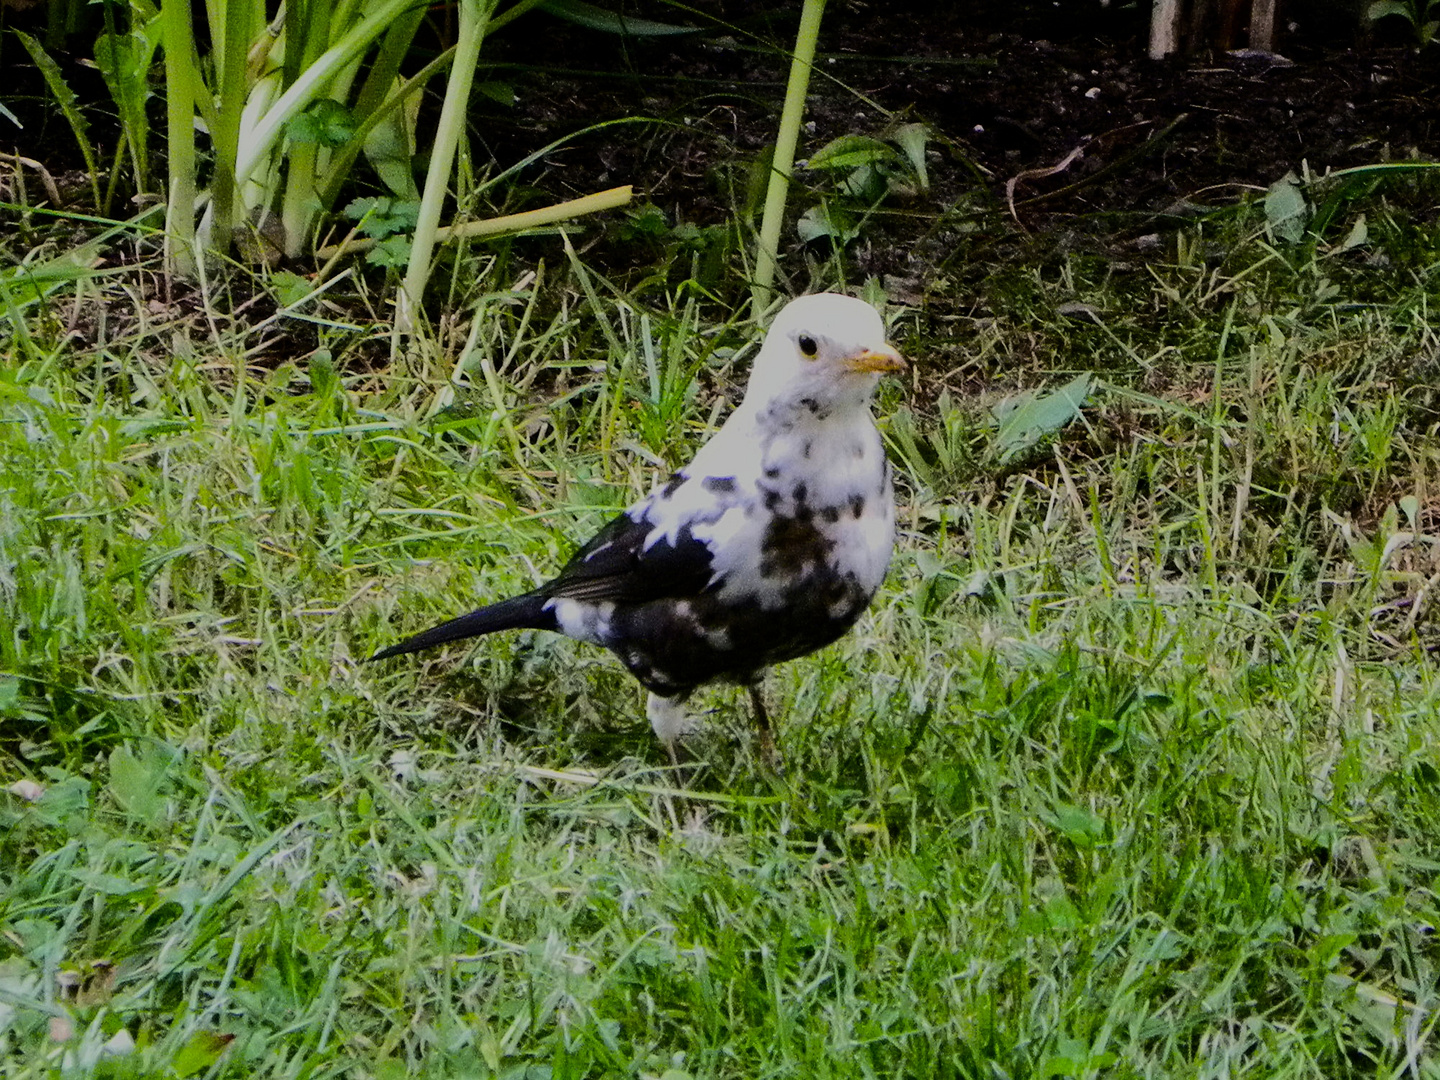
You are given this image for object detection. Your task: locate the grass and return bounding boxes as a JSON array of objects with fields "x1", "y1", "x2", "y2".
[{"x1": 4, "y1": 178, "x2": 1440, "y2": 1078}]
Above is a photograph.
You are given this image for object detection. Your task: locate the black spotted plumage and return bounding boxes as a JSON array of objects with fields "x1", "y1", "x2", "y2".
[
  {"x1": 368, "y1": 502, "x2": 715, "y2": 658},
  {"x1": 371, "y1": 293, "x2": 907, "y2": 750}
]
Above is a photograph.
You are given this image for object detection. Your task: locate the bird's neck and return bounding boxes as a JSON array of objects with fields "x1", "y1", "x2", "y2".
[
  {"x1": 686, "y1": 387, "x2": 878, "y2": 482},
  {"x1": 746, "y1": 386, "x2": 874, "y2": 433}
]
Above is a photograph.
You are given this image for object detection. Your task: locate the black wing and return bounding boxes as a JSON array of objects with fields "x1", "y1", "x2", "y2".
[{"x1": 544, "y1": 501, "x2": 718, "y2": 606}]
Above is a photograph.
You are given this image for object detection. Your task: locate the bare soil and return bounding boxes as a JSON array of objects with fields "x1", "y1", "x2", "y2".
[{"x1": 475, "y1": 0, "x2": 1440, "y2": 288}]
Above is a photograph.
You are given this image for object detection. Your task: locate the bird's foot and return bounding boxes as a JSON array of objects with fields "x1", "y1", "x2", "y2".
[
  {"x1": 647, "y1": 692, "x2": 699, "y2": 744},
  {"x1": 747, "y1": 685, "x2": 782, "y2": 771}
]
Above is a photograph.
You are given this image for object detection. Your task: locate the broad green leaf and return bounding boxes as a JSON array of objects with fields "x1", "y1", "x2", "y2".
[
  {"x1": 0, "y1": 958, "x2": 41, "y2": 1035},
  {"x1": 1400, "y1": 494, "x2": 1421, "y2": 529},
  {"x1": 1367, "y1": 0, "x2": 1415, "y2": 21},
  {"x1": 539, "y1": 0, "x2": 700, "y2": 35},
  {"x1": 107, "y1": 743, "x2": 172, "y2": 825},
  {"x1": 1265, "y1": 174, "x2": 1308, "y2": 243},
  {"x1": 364, "y1": 102, "x2": 419, "y2": 200},
  {"x1": 806, "y1": 134, "x2": 899, "y2": 172},
  {"x1": 476, "y1": 81, "x2": 516, "y2": 107},
  {"x1": 1044, "y1": 800, "x2": 1106, "y2": 848},
  {"x1": 271, "y1": 270, "x2": 316, "y2": 307},
  {"x1": 796, "y1": 204, "x2": 859, "y2": 246},
  {"x1": 344, "y1": 196, "x2": 420, "y2": 238},
  {"x1": 33, "y1": 776, "x2": 91, "y2": 829},
  {"x1": 992, "y1": 372, "x2": 1093, "y2": 463},
  {"x1": 893, "y1": 122, "x2": 931, "y2": 191},
  {"x1": 67, "y1": 868, "x2": 146, "y2": 896},
  {"x1": 367, "y1": 234, "x2": 413, "y2": 267},
  {"x1": 1328, "y1": 974, "x2": 1404, "y2": 1054},
  {"x1": 622, "y1": 204, "x2": 669, "y2": 240},
  {"x1": 1043, "y1": 891, "x2": 1084, "y2": 930},
  {"x1": 308, "y1": 354, "x2": 339, "y2": 401},
  {"x1": 839, "y1": 163, "x2": 888, "y2": 202},
  {"x1": 171, "y1": 1032, "x2": 236, "y2": 1078}
]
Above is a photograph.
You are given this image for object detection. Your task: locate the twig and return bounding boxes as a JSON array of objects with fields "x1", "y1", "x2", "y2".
[
  {"x1": 1005, "y1": 140, "x2": 1090, "y2": 227},
  {"x1": 7, "y1": 153, "x2": 65, "y2": 207}
]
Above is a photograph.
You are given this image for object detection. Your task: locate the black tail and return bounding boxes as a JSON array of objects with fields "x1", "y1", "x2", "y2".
[{"x1": 368, "y1": 592, "x2": 553, "y2": 661}]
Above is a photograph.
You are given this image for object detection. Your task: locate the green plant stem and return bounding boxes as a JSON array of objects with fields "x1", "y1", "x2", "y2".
[
  {"x1": 208, "y1": 0, "x2": 255, "y2": 255},
  {"x1": 316, "y1": 185, "x2": 632, "y2": 259},
  {"x1": 162, "y1": 0, "x2": 198, "y2": 276},
  {"x1": 280, "y1": 0, "x2": 337, "y2": 256},
  {"x1": 398, "y1": 0, "x2": 496, "y2": 331},
  {"x1": 750, "y1": 0, "x2": 827, "y2": 321}
]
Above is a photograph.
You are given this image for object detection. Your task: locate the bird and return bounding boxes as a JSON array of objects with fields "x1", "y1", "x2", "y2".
[{"x1": 370, "y1": 292, "x2": 906, "y2": 754}]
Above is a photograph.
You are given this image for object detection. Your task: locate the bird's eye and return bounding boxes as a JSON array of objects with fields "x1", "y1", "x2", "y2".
[{"x1": 798, "y1": 335, "x2": 819, "y2": 358}]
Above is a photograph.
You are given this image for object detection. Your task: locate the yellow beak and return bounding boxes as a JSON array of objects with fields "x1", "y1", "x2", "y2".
[{"x1": 848, "y1": 344, "x2": 907, "y2": 374}]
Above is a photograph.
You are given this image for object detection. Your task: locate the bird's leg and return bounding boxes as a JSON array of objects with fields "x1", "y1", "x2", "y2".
[
  {"x1": 747, "y1": 684, "x2": 778, "y2": 764},
  {"x1": 647, "y1": 692, "x2": 696, "y2": 768}
]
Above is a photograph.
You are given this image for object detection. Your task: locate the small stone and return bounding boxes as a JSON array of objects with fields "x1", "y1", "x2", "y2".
[{"x1": 8, "y1": 779, "x2": 43, "y2": 802}]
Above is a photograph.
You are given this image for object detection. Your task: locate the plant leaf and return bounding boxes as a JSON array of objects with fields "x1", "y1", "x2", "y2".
[
  {"x1": 1265, "y1": 174, "x2": 1308, "y2": 243},
  {"x1": 107, "y1": 743, "x2": 173, "y2": 825},
  {"x1": 476, "y1": 81, "x2": 516, "y2": 107},
  {"x1": 13, "y1": 31, "x2": 102, "y2": 206},
  {"x1": 839, "y1": 163, "x2": 888, "y2": 202},
  {"x1": 992, "y1": 373, "x2": 1093, "y2": 463},
  {"x1": 1043, "y1": 800, "x2": 1107, "y2": 848},
  {"x1": 1367, "y1": 0, "x2": 1414, "y2": 21},
  {"x1": 363, "y1": 104, "x2": 418, "y2": 200},
  {"x1": 288, "y1": 99, "x2": 358, "y2": 147},
  {"x1": 366, "y1": 234, "x2": 413, "y2": 268},
  {"x1": 171, "y1": 1032, "x2": 236, "y2": 1078},
  {"x1": 806, "y1": 134, "x2": 899, "y2": 172},
  {"x1": 539, "y1": 0, "x2": 700, "y2": 35},
  {"x1": 796, "y1": 203, "x2": 858, "y2": 246},
  {"x1": 343, "y1": 196, "x2": 420, "y2": 237},
  {"x1": 893, "y1": 122, "x2": 931, "y2": 191},
  {"x1": 94, "y1": 28, "x2": 159, "y2": 188},
  {"x1": 1336, "y1": 213, "x2": 1368, "y2": 252}
]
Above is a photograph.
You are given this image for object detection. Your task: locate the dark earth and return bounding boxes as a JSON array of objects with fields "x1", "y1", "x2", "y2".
[
  {"x1": 474, "y1": 1, "x2": 1439, "y2": 293},
  {"x1": 4, "y1": 1, "x2": 1438, "y2": 315}
]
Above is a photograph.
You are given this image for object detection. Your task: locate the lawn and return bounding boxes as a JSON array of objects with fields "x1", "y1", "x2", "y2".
[{"x1": 5, "y1": 153, "x2": 1440, "y2": 1078}]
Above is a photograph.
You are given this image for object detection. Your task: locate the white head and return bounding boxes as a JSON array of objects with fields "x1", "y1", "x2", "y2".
[{"x1": 743, "y1": 293, "x2": 906, "y2": 417}]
